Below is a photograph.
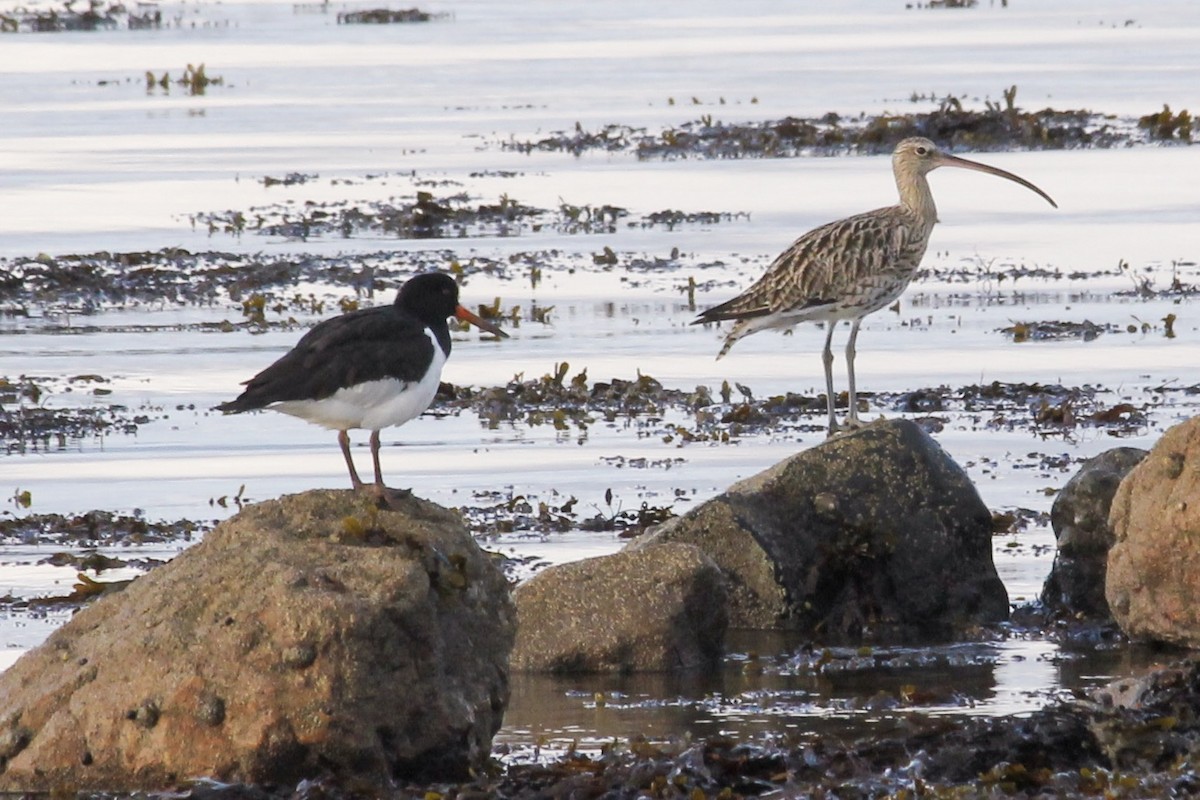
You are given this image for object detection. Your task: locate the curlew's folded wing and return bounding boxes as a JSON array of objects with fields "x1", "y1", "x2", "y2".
[{"x1": 693, "y1": 206, "x2": 930, "y2": 324}]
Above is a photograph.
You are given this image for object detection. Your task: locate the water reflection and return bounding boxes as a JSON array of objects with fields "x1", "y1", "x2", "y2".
[
  {"x1": 499, "y1": 633, "x2": 1193, "y2": 755},
  {"x1": 501, "y1": 631, "x2": 1010, "y2": 752},
  {"x1": 1053, "y1": 641, "x2": 1188, "y2": 694}
]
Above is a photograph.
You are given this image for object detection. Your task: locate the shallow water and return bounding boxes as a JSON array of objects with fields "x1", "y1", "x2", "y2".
[{"x1": 2, "y1": 0, "x2": 1199, "y2": 754}]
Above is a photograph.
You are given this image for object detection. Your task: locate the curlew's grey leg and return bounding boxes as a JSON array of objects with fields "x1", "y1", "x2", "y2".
[
  {"x1": 369, "y1": 429, "x2": 385, "y2": 491},
  {"x1": 844, "y1": 318, "x2": 864, "y2": 429},
  {"x1": 338, "y1": 430, "x2": 365, "y2": 489},
  {"x1": 822, "y1": 321, "x2": 839, "y2": 436}
]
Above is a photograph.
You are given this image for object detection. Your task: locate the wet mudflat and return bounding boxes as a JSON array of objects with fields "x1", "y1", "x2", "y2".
[{"x1": 2, "y1": 0, "x2": 1200, "y2": 793}]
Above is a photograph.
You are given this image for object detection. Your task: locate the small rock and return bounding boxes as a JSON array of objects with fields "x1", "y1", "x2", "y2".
[
  {"x1": 127, "y1": 700, "x2": 160, "y2": 729},
  {"x1": 1040, "y1": 447, "x2": 1147, "y2": 619},
  {"x1": 511, "y1": 542, "x2": 726, "y2": 672},
  {"x1": 1083, "y1": 660, "x2": 1200, "y2": 770}
]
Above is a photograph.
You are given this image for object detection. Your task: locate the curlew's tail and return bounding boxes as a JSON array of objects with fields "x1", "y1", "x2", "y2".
[
  {"x1": 714, "y1": 320, "x2": 753, "y2": 361},
  {"x1": 695, "y1": 297, "x2": 772, "y2": 360},
  {"x1": 692, "y1": 300, "x2": 773, "y2": 327}
]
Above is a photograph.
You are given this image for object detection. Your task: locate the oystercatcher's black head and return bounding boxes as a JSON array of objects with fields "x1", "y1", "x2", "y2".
[{"x1": 397, "y1": 272, "x2": 508, "y2": 338}]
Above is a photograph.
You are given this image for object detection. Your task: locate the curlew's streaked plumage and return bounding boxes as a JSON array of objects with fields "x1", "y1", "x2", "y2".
[{"x1": 693, "y1": 136, "x2": 1057, "y2": 435}]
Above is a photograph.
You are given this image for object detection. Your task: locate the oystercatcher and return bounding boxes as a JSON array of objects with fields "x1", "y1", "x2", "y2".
[{"x1": 217, "y1": 272, "x2": 507, "y2": 495}]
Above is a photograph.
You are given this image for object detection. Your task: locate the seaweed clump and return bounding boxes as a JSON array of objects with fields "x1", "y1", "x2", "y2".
[
  {"x1": 505, "y1": 87, "x2": 1135, "y2": 160},
  {"x1": 193, "y1": 191, "x2": 544, "y2": 241},
  {"x1": 0, "y1": 1, "x2": 160, "y2": 32},
  {"x1": 0, "y1": 510, "x2": 204, "y2": 547},
  {"x1": 144, "y1": 64, "x2": 224, "y2": 96},
  {"x1": 1138, "y1": 105, "x2": 1194, "y2": 141},
  {"x1": 336, "y1": 7, "x2": 447, "y2": 24},
  {"x1": 0, "y1": 375, "x2": 164, "y2": 454},
  {"x1": 441, "y1": 362, "x2": 687, "y2": 433}
]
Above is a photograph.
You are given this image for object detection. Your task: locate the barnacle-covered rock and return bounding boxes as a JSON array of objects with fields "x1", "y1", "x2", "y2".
[
  {"x1": 0, "y1": 490, "x2": 514, "y2": 790},
  {"x1": 637, "y1": 418, "x2": 1008, "y2": 640}
]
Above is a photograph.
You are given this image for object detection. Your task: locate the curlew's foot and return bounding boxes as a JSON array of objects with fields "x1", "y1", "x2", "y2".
[{"x1": 826, "y1": 416, "x2": 868, "y2": 438}]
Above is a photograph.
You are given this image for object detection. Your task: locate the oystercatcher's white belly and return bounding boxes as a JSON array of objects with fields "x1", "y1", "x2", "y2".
[{"x1": 272, "y1": 340, "x2": 447, "y2": 431}]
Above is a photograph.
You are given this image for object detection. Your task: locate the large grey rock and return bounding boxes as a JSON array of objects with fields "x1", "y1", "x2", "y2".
[
  {"x1": 637, "y1": 419, "x2": 1008, "y2": 640},
  {"x1": 511, "y1": 542, "x2": 726, "y2": 672},
  {"x1": 1040, "y1": 447, "x2": 1147, "y2": 619},
  {"x1": 0, "y1": 490, "x2": 515, "y2": 791},
  {"x1": 1108, "y1": 418, "x2": 1200, "y2": 646}
]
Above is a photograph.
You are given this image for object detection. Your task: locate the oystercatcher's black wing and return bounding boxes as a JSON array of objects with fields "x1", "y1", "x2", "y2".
[{"x1": 217, "y1": 306, "x2": 441, "y2": 413}]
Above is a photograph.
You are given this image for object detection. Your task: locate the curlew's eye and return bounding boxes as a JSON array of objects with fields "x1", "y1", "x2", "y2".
[{"x1": 916, "y1": 146, "x2": 929, "y2": 156}]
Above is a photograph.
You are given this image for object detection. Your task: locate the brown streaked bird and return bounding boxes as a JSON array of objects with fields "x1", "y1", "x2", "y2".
[
  {"x1": 217, "y1": 272, "x2": 507, "y2": 496},
  {"x1": 693, "y1": 136, "x2": 1056, "y2": 435}
]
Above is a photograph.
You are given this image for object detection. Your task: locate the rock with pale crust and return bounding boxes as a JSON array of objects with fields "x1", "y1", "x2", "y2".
[
  {"x1": 1108, "y1": 418, "x2": 1200, "y2": 646},
  {"x1": 0, "y1": 490, "x2": 515, "y2": 791}
]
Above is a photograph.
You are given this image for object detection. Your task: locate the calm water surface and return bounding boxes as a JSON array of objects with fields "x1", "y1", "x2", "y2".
[{"x1": 2, "y1": 0, "x2": 1199, "y2": 753}]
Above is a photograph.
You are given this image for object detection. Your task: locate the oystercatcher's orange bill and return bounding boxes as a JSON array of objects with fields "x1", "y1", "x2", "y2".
[{"x1": 455, "y1": 304, "x2": 509, "y2": 338}]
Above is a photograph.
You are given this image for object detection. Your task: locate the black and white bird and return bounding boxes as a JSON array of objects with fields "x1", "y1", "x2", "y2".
[{"x1": 217, "y1": 272, "x2": 507, "y2": 495}]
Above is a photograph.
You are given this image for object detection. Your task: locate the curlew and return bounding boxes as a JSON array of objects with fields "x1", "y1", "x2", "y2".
[
  {"x1": 217, "y1": 272, "x2": 507, "y2": 496},
  {"x1": 693, "y1": 136, "x2": 1056, "y2": 434}
]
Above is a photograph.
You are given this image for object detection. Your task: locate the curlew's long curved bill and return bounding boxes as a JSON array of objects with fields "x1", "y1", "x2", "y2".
[
  {"x1": 934, "y1": 152, "x2": 1058, "y2": 208},
  {"x1": 455, "y1": 304, "x2": 509, "y2": 338}
]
